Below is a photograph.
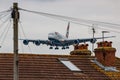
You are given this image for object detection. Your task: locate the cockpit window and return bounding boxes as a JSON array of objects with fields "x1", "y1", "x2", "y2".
[
  {"x1": 49, "y1": 33, "x2": 54, "y2": 35},
  {"x1": 55, "y1": 32, "x2": 58, "y2": 35}
]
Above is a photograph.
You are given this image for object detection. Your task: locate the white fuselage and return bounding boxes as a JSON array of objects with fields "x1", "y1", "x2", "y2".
[{"x1": 48, "y1": 32, "x2": 67, "y2": 41}]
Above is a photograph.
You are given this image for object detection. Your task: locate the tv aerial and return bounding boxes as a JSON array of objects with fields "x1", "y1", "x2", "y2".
[{"x1": 90, "y1": 24, "x2": 98, "y2": 53}]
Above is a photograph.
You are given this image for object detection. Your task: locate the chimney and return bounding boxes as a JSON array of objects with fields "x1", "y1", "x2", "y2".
[
  {"x1": 70, "y1": 44, "x2": 91, "y2": 55},
  {"x1": 94, "y1": 41, "x2": 116, "y2": 67}
]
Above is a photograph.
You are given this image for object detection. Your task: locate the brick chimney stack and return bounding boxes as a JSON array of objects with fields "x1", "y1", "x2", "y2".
[
  {"x1": 94, "y1": 41, "x2": 116, "y2": 67},
  {"x1": 70, "y1": 44, "x2": 91, "y2": 55}
]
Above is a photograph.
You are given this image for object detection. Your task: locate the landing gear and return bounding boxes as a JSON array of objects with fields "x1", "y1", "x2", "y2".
[
  {"x1": 62, "y1": 46, "x2": 65, "y2": 49},
  {"x1": 49, "y1": 46, "x2": 69, "y2": 50},
  {"x1": 61, "y1": 46, "x2": 69, "y2": 49},
  {"x1": 55, "y1": 47, "x2": 59, "y2": 50},
  {"x1": 66, "y1": 46, "x2": 69, "y2": 49},
  {"x1": 49, "y1": 46, "x2": 53, "y2": 49}
]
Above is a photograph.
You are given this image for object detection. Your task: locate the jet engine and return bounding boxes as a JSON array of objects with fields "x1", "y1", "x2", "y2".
[
  {"x1": 90, "y1": 38, "x2": 97, "y2": 43},
  {"x1": 34, "y1": 40, "x2": 41, "y2": 46},
  {"x1": 23, "y1": 40, "x2": 29, "y2": 45},
  {"x1": 74, "y1": 39, "x2": 80, "y2": 44},
  {"x1": 49, "y1": 41, "x2": 54, "y2": 46}
]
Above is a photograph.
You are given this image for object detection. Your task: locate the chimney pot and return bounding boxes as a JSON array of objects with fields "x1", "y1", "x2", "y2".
[{"x1": 71, "y1": 44, "x2": 91, "y2": 55}]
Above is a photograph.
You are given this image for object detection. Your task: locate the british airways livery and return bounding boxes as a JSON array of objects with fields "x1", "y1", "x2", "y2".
[{"x1": 21, "y1": 22, "x2": 114, "y2": 50}]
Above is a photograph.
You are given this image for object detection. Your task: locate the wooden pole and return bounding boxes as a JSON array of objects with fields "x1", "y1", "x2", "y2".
[{"x1": 12, "y1": 3, "x2": 19, "y2": 80}]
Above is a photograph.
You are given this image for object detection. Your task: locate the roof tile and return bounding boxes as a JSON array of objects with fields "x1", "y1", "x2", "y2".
[{"x1": 0, "y1": 53, "x2": 119, "y2": 80}]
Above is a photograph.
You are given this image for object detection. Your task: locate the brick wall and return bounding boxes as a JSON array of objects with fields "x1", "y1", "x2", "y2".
[{"x1": 94, "y1": 41, "x2": 116, "y2": 66}]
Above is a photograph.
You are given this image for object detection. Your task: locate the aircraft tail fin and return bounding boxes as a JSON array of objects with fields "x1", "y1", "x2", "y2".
[{"x1": 66, "y1": 22, "x2": 70, "y2": 38}]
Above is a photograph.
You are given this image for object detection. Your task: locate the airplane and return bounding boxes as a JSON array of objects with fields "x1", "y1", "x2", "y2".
[{"x1": 20, "y1": 22, "x2": 115, "y2": 50}]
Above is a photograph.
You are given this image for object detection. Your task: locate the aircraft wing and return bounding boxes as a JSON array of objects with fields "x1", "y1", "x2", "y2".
[
  {"x1": 20, "y1": 36, "x2": 115, "y2": 47},
  {"x1": 20, "y1": 39, "x2": 53, "y2": 46},
  {"x1": 65, "y1": 36, "x2": 115, "y2": 45}
]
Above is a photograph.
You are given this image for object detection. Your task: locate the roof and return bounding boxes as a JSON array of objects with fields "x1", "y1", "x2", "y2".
[{"x1": 0, "y1": 53, "x2": 120, "y2": 80}]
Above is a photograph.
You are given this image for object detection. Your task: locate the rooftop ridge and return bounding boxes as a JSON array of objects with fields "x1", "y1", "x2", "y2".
[{"x1": 0, "y1": 53, "x2": 95, "y2": 58}]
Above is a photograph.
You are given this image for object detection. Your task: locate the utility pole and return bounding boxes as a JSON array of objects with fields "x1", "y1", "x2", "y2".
[{"x1": 11, "y1": 3, "x2": 19, "y2": 80}]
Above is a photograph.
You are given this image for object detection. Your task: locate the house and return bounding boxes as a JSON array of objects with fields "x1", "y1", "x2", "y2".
[{"x1": 0, "y1": 41, "x2": 120, "y2": 80}]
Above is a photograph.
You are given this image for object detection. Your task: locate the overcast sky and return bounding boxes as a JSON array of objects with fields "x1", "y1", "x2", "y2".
[{"x1": 0, "y1": 0, "x2": 120, "y2": 57}]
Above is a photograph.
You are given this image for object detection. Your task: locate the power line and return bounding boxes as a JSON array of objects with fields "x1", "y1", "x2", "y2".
[
  {"x1": 0, "y1": 14, "x2": 11, "y2": 30},
  {"x1": 0, "y1": 16, "x2": 12, "y2": 46},
  {"x1": 0, "y1": 12, "x2": 11, "y2": 22},
  {"x1": 19, "y1": 8, "x2": 120, "y2": 31},
  {"x1": 18, "y1": 24, "x2": 24, "y2": 53},
  {"x1": 0, "y1": 9, "x2": 12, "y2": 18},
  {"x1": 0, "y1": 8, "x2": 12, "y2": 14},
  {"x1": 0, "y1": 15, "x2": 11, "y2": 39},
  {"x1": 1, "y1": 20, "x2": 12, "y2": 46},
  {"x1": 95, "y1": 26, "x2": 120, "y2": 34},
  {"x1": 18, "y1": 21, "x2": 33, "y2": 53}
]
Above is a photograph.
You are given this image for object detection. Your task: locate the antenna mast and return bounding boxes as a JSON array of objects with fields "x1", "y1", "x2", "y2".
[{"x1": 92, "y1": 24, "x2": 95, "y2": 53}]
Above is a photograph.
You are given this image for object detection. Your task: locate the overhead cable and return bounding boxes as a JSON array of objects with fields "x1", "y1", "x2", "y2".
[
  {"x1": 0, "y1": 15, "x2": 11, "y2": 39},
  {"x1": 0, "y1": 8, "x2": 12, "y2": 14},
  {"x1": 0, "y1": 14, "x2": 11, "y2": 30},
  {"x1": 18, "y1": 21, "x2": 33, "y2": 53},
  {"x1": 0, "y1": 16, "x2": 11, "y2": 46},
  {"x1": 19, "y1": 8, "x2": 120, "y2": 30},
  {"x1": 1, "y1": 20, "x2": 12, "y2": 46},
  {"x1": 0, "y1": 12, "x2": 11, "y2": 21},
  {"x1": 18, "y1": 23, "x2": 24, "y2": 53},
  {"x1": 0, "y1": 9, "x2": 12, "y2": 19},
  {"x1": 98, "y1": 26, "x2": 120, "y2": 34}
]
